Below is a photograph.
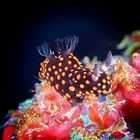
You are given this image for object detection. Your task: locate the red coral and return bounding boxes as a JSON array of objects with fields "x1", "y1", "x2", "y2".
[
  {"x1": 112, "y1": 60, "x2": 140, "y2": 137},
  {"x1": 3, "y1": 125, "x2": 16, "y2": 140},
  {"x1": 88, "y1": 101, "x2": 122, "y2": 130},
  {"x1": 111, "y1": 131, "x2": 125, "y2": 138}
]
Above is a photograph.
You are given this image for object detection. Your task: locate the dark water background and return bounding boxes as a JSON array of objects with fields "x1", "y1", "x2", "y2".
[{"x1": 1, "y1": 1, "x2": 140, "y2": 138}]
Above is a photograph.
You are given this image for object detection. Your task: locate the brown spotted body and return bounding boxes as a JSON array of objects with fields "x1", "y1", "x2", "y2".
[{"x1": 38, "y1": 36, "x2": 111, "y2": 104}]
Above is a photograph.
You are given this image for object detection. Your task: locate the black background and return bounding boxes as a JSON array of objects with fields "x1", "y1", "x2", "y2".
[{"x1": 1, "y1": 0, "x2": 140, "y2": 138}]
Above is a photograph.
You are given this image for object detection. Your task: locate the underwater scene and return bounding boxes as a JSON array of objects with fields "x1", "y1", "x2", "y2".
[{"x1": 1, "y1": 30, "x2": 140, "y2": 140}]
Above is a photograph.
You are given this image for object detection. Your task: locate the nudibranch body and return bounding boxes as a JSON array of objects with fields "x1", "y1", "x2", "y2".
[{"x1": 38, "y1": 36, "x2": 112, "y2": 104}]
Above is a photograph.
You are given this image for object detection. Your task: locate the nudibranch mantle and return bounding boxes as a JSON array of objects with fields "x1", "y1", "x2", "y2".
[{"x1": 38, "y1": 36, "x2": 112, "y2": 104}]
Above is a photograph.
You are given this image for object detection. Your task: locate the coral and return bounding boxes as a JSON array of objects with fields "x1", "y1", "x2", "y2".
[
  {"x1": 6, "y1": 81, "x2": 134, "y2": 139},
  {"x1": 2, "y1": 32, "x2": 140, "y2": 139}
]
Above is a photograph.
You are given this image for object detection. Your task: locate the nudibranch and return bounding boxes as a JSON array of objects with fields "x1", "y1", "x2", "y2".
[{"x1": 38, "y1": 36, "x2": 112, "y2": 104}]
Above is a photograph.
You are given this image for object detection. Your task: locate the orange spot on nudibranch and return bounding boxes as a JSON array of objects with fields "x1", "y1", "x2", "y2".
[
  {"x1": 55, "y1": 84, "x2": 59, "y2": 90},
  {"x1": 80, "y1": 84, "x2": 84, "y2": 89},
  {"x1": 85, "y1": 80, "x2": 90, "y2": 84},
  {"x1": 60, "y1": 57, "x2": 64, "y2": 61},
  {"x1": 74, "y1": 64, "x2": 78, "y2": 68},
  {"x1": 58, "y1": 62, "x2": 62, "y2": 67},
  {"x1": 62, "y1": 80, "x2": 66, "y2": 85},
  {"x1": 66, "y1": 93, "x2": 71, "y2": 98},
  {"x1": 54, "y1": 71, "x2": 58, "y2": 75},
  {"x1": 102, "y1": 85, "x2": 106, "y2": 89},
  {"x1": 69, "y1": 86, "x2": 75, "y2": 91},
  {"x1": 64, "y1": 67, "x2": 68, "y2": 71},
  {"x1": 93, "y1": 87, "x2": 97, "y2": 90},
  {"x1": 102, "y1": 79, "x2": 106, "y2": 83},
  {"x1": 48, "y1": 67, "x2": 51, "y2": 71},
  {"x1": 76, "y1": 74, "x2": 81, "y2": 80},
  {"x1": 76, "y1": 93, "x2": 81, "y2": 97},
  {"x1": 85, "y1": 91, "x2": 90, "y2": 95},
  {"x1": 68, "y1": 61, "x2": 72, "y2": 64},
  {"x1": 52, "y1": 65, "x2": 56, "y2": 69},
  {"x1": 57, "y1": 75, "x2": 61, "y2": 80},
  {"x1": 62, "y1": 72, "x2": 65, "y2": 76}
]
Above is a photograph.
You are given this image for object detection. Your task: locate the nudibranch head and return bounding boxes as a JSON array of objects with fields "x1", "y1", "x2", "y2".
[{"x1": 38, "y1": 36, "x2": 112, "y2": 105}]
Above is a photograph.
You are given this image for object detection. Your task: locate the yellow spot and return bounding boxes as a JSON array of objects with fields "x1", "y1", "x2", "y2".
[
  {"x1": 102, "y1": 85, "x2": 106, "y2": 89},
  {"x1": 83, "y1": 75, "x2": 86, "y2": 79},
  {"x1": 54, "y1": 71, "x2": 58, "y2": 75},
  {"x1": 59, "y1": 69, "x2": 62, "y2": 72},
  {"x1": 93, "y1": 86, "x2": 97, "y2": 90},
  {"x1": 98, "y1": 74, "x2": 101, "y2": 77},
  {"x1": 107, "y1": 80, "x2": 110, "y2": 84},
  {"x1": 73, "y1": 56, "x2": 78, "y2": 60},
  {"x1": 68, "y1": 61, "x2": 72, "y2": 64},
  {"x1": 50, "y1": 76, "x2": 54, "y2": 82},
  {"x1": 58, "y1": 62, "x2": 62, "y2": 67},
  {"x1": 74, "y1": 71, "x2": 78, "y2": 74},
  {"x1": 68, "y1": 73, "x2": 72, "y2": 77},
  {"x1": 64, "y1": 67, "x2": 68, "y2": 71},
  {"x1": 62, "y1": 72, "x2": 65, "y2": 76},
  {"x1": 68, "y1": 55, "x2": 72, "y2": 58},
  {"x1": 55, "y1": 84, "x2": 59, "y2": 90},
  {"x1": 60, "y1": 57, "x2": 64, "y2": 61},
  {"x1": 83, "y1": 72, "x2": 87, "y2": 74},
  {"x1": 85, "y1": 91, "x2": 90, "y2": 95},
  {"x1": 80, "y1": 84, "x2": 84, "y2": 89},
  {"x1": 47, "y1": 73, "x2": 50, "y2": 76},
  {"x1": 76, "y1": 74, "x2": 81, "y2": 80},
  {"x1": 74, "y1": 64, "x2": 78, "y2": 68},
  {"x1": 103, "y1": 90, "x2": 108, "y2": 94},
  {"x1": 52, "y1": 65, "x2": 56, "y2": 69},
  {"x1": 70, "y1": 69, "x2": 74, "y2": 72},
  {"x1": 69, "y1": 86, "x2": 75, "y2": 91},
  {"x1": 90, "y1": 90, "x2": 94, "y2": 94},
  {"x1": 57, "y1": 75, "x2": 61, "y2": 80},
  {"x1": 79, "y1": 91, "x2": 82, "y2": 94},
  {"x1": 74, "y1": 80, "x2": 78, "y2": 83},
  {"x1": 85, "y1": 80, "x2": 90, "y2": 84},
  {"x1": 107, "y1": 76, "x2": 110, "y2": 80},
  {"x1": 102, "y1": 79, "x2": 106, "y2": 83},
  {"x1": 61, "y1": 80, "x2": 66, "y2": 85},
  {"x1": 98, "y1": 83, "x2": 101, "y2": 86},
  {"x1": 97, "y1": 90, "x2": 102, "y2": 93},
  {"x1": 76, "y1": 93, "x2": 81, "y2": 97},
  {"x1": 61, "y1": 89, "x2": 64, "y2": 92},
  {"x1": 64, "y1": 96, "x2": 67, "y2": 100},
  {"x1": 48, "y1": 67, "x2": 51, "y2": 71},
  {"x1": 66, "y1": 93, "x2": 71, "y2": 98}
]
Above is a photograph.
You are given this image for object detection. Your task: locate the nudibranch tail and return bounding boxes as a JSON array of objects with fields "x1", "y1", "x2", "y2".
[
  {"x1": 38, "y1": 36, "x2": 112, "y2": 105},
  {"x1": 92, "y1": 64, "x2": 99, "y2": 81},
  {"x1": 105, "y1": 51, "x2": 113, "y2": 67},
  {"x1": 100, "y1": 51, "x2": 113, "y2": 73}
]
